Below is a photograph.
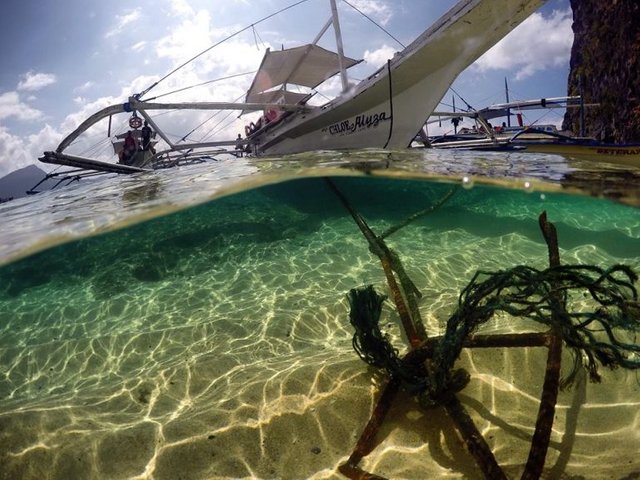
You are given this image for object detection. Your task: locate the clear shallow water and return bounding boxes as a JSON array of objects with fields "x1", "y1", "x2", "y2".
[{"x1": 0, "y1": 149, "x2": 639, "y2": 479}]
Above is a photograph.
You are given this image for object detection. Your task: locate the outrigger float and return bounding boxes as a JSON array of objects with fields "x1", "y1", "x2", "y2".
[{"x1": 34, "y1": 0, "x2": 547, "y2": 192}]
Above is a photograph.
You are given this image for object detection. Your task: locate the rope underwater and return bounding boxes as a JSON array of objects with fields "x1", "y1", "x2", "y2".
[
  {"x1": 337, "y1": 190, "x2": 640, "y2": 479},
  {"x1": 348, "y1": 235, "x2": 639, "y2": 403}
]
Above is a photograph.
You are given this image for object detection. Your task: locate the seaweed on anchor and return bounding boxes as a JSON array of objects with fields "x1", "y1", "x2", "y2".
[
  {"x1": 347, "y1": 285, "x2": 390, "y2": 369},
  {"x1": 435, "y1": 264, "x2": 640, "y2": 391},
  {"x1": 349, "y1": 263, "x2": 640, "y2": 407},
  {"x1": 327, "y1": 177, "x2": 640, "y2": 480},
  {"x1": 348, "y1": 286, "x2": 430, "y2": 394}
]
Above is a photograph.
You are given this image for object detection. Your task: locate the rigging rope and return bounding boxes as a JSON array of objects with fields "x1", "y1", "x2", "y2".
[
  {"x1": 382, "y1": 60, "x2": 394, "y2": 149},
  {"x1": 198, "y1": 110, "x2": 239, "y2": 143},
  {"x1": 144, "y1": 71, "x2": 256, "y2": 101},
  {"x1": 180, "y1": 93, "x2": 245, "y2": 143},
  {"x1": 448, "y1": 86, "x2": 475, "y2": 112},
  {"x1": 341, "y1": 0, "x2": 405, "y2": 49}
]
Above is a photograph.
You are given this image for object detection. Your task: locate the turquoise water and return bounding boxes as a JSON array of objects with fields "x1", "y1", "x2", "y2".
[{"x1": 0, "y1": 150, "x2": 639, "y2": 479}]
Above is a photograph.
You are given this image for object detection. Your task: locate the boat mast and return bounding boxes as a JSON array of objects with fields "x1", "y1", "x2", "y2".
[
  {"x1": 452, "y1": 95, "x2": 458, "y2": 134},
  {"x1": 329, "y1": 0, "x2": 349, "y2": 93},
  {"x1": 504, "y1": 77, "x2": 511, "y2": 127}
]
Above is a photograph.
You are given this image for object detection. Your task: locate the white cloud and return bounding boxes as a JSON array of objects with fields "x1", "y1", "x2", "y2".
[
  {"x1": 153, "y1": 6, "x2": 264, "y2": 79},
  {"x1": 17, "y1": 72, "x2": 57, "y2": 91},
  {"x1": 28, "y1": 124, "x2": 62, "y2": 158},
  {"x1": 0, "y1": 91, "x2": 44, "y2": 122},
  {"x1": 74, "y1": 81, "x2": 95, "y2": 93},
  {"x1": 347, "y1": 0, "x2": 393, "y2": 26},
  {"x1": 204, "y1": 39, "x2": 267, "y2": 76},
  {"x1": 105, "y1": 9, "x2": 142, "y2": 38},
  {"x1": 313, "y1": 76, "x2": 342, "y2": 104},
  {"x1": 473, "y1": 9, "x2": 573, "y2": 80},
  {"x1": 363, "y1": 45, "x2": 397, "y2": 69},
  {"x1": 156, "y1": 10, "x2": 215, "y2": 63},
  {"x1": 0, "y1": 124, "x2": 61, "y2": 178},
  {"x1": 0, "y1": 127, "x2": 30, "y2": 177},
  {"x1": 169, "y1": 0, "x2": 195, "y2": 17}
]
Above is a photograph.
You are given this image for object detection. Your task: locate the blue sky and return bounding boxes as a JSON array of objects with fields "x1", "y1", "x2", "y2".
[{"x1": 0, "y1": 0, "x2": 572, "y2": 178}]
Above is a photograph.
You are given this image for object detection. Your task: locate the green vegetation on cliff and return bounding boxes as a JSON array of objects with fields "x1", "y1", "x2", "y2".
[{"x1": 563, "y1": 1, "x2": 640, "y2": 143}]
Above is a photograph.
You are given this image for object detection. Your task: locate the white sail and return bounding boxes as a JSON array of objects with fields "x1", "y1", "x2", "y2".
[{"x1": 244, "y1": 44, "x2": 360, "y2": 103}]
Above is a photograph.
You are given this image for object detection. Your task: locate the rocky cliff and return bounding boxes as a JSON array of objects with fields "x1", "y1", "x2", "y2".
[{"x1": 563, "y1": 0, "x2": 640, "y2": 143}]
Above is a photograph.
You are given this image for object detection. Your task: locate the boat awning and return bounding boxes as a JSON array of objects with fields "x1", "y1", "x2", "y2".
[
  {"x1": 245, "y1": 44, "x2": 360, "y2": 103},
  {"x1": 240, "y1": 89, "x2": 314, "y2": 115},
  {"x1": 246, "y1": 89, "x2": 311, "y2": 105}
]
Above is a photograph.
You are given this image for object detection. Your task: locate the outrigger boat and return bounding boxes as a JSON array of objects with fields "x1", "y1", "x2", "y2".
[
  {"x1": 37, "y1": 0, "x2": 547, "y2": 187},
  {"x1": 424, "y1": 96, "x2": 640, "y2": 167}
]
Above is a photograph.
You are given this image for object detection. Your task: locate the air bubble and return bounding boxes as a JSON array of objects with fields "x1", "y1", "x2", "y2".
[
  {"x1": 462, "y1": 176, "x2": 474, "y2": 190},
  {"x1": 523, "y1": 181, "x2": 534, "y2": 192}
]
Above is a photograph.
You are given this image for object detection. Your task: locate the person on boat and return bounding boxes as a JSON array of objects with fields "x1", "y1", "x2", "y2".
[
  {"x1": 122, "y1": 131, "x2": 137, "y2": 165},
  {"x1": 141, "y1": 121, "x2": 153, "y2": 152},
  {"x1": 235, "y1": 133, "x2": 244, "y2": 156},
  {"x1": 480, "y1": 122, "x2": 494, "y2": 134}
]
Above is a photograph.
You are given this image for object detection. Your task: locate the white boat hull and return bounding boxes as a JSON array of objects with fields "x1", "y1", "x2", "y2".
[{"x1": 253, "y1": 0, "x2": 545, "y2": 155}]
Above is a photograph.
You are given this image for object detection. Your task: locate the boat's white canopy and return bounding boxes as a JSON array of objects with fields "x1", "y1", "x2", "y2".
[
  {"x1": 245, "y1": 89, "x2": 311, "y2": 106},
  {"x1": 244, "y1": 44, "x2": 360, "y2": 103}
]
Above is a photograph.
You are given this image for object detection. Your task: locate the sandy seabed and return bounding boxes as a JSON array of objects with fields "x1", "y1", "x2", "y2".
[{"x1": 1, "y1": 319, "x2": 639, "y2": 480}]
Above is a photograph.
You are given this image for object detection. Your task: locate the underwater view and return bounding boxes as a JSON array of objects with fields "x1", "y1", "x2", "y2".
[{"x1": 0, "y1": 150, "x2": 639, "y2": 479}]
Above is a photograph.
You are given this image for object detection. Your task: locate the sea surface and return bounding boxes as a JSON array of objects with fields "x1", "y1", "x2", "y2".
[{"x1": 0, "y1": 148, "x2": 639, "y2": 479}]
